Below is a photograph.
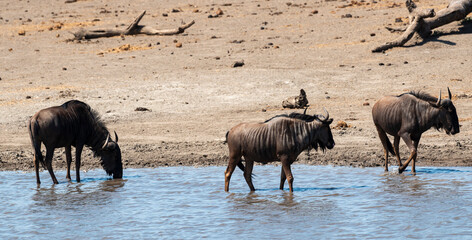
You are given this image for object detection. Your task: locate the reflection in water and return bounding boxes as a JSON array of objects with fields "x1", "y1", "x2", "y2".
[
  {"x1": 32, "y1": 178, "x2": 126, "y2": 210},
  {"x1": 1, "y1": 166, "x2": 472, "y2": 239}
]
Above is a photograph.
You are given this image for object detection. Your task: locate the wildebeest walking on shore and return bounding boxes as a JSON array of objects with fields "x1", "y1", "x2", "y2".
[
  {"x1": 28, "y1": 100, "x2": 123, "y2": 184},
  {"x1": 372, "y1": 88, "x2": 460, "y2": 173},
  {"x1": 225, "y1": 109, "x2": 335, "y2": 192}
]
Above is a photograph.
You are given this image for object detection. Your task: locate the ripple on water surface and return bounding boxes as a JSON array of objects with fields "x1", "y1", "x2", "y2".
[{"x1": 1, "y1": 165, "x2": 472, "y2": 239}]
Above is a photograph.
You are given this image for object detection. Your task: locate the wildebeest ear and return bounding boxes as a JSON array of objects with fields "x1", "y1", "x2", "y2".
[
  {"x1": 327, "y1": 118, "x2": 333, "y2": 124},
  {"x1": 300, "y1": 89, "x2": 306, "y2": 96}
]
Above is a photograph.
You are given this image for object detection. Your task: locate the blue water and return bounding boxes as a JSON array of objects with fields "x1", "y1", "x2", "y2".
[{"x1": 1, "y1": 165, "x2": 472, "y2": 239}]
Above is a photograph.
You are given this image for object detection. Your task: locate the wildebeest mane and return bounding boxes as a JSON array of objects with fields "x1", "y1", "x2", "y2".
[
  {"x1": 263, "y1": 112, "x2": 316, "y2": 123},
  {"x1": 62, "y1": 100, "x2": 110, "y2": 159},
  {"x1": 398, "y1": 91, "x2": 437, "y2": 103}
]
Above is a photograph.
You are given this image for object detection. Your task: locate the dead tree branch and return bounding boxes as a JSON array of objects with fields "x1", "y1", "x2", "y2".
[
  {"x1": 372, "y1": 0, "x2": 472, "y2": 52},
  {"x1": 72, "y1": 10, "x2": 195, "y2": 40}
]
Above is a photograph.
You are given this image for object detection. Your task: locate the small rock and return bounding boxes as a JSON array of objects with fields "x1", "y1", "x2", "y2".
[
  {"x1": 18, "y1": 30, "x2": 25, "y2": 35},
  {"x1": 262, "y1": 108, "x2": 267, "y2": 112},
  {"x1": 379, "y1": 62, "x2": 384, "y2": 66},
  {"x1": 26, "y1": 96, "x2": 32, "y2": 99},
  {"x1": 172, "y1": 8, "x2": 181, "y2": 13},
  {"x1": 363, "y1": 102, "x2": 370, "y2": 106},
  {"x1": 370, "y1": 33, "x2": 376, "y2": 36},
  {"x1": 175, "y1": 42, "x2": 182, "y2": 48},
  {"x1": 404, "y1": 61, "x2": 408, "y2": 64},
  {"x1": 216, "y1": 8, "x2": 224, "y2": 16},
  {"x1": 162, "y1": 13, "x2": 168, "y2": 17},
  {"x1": 311, "y1": 10, "x2": 319, "y2": 14},
  {"x1": 62, "y1": 67, "x2": 67, "y2": 70},
  {"x1": 135, "y1": 107, "x2": 151, "y2": 112},
  {"x1": 232, "y1": 60, "x2": 245, "y2": 68},
  {"x1": 360, "y1": 39, "x2": 366, "y2": 42},
  {"x1": 341, "y1": 13, "x2": 352, "y2": 18}
]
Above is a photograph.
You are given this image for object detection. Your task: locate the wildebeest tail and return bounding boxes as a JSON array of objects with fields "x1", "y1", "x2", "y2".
[
  {"x1": 28, "y1": 119, "x2": 46, "y2": 169},
  {"x1": 375, "y1": 125, "x2": 395, "y2": 155},
  {"x1": 224, "y1": 131, "x2": 229, "y2": 144}
]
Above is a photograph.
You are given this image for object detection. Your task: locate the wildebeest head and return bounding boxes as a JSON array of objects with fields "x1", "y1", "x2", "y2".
[
  {"x1": 312, "y1": 108, "x2": 335, "y2": 151},
  {"x1": 433, "y1": 88, "x2": 460, "y2": 135},
  {"x1": 99, "y1": 131, "x2": 123, "y2": 178}
]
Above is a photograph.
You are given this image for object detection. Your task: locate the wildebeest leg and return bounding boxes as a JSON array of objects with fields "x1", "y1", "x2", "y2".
[
  {"x1": 34, "y1": 152, "x2": 41, "y2": 185},
  {"x1": 224, "y1": 153, "x2": 240, "y2": 192},
  {"x1": 243, "y1": 159, "x2": 255, "y2": 191},
  {"x1": 393, "y1": 136, "x2": 402, "y2": 167},
  {"x1": 383, "y1": 149, "x2": 389, "y2": 172},
  {"x1": 398, "y1": 134, "x2": 417, "y2": 174},
  {"x1": 375, "y1": 125, "x2": 391, "y2": 172},
  {"x1": 280, "y1": 166, "x2": 286, "y2": 190},
  {"x1": 65, "y1": 146, "x2": 72, "y2": 181},
  {"x1": 411, "y1": 139, "x2": 420, "y2": 174},
  {"x1": 280, "y1": 155, "x2": 294, "y2": 192},
  {"x1": 75, "y1": 144, "x2": 84, "y2": 183},
  {"x1": 45, "y1": 148, "x2": 59, "y2": 184}
]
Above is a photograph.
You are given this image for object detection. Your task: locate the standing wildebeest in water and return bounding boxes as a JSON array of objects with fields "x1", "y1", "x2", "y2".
[
  {"x1": 372, "y1": 88, "x2": 460, "y2": 174},
  {"x1": 28, "y1": 100, "x2": 123, "y2": 184},
  {"x1": 225, "y1": 109, "x2": 335, "y2": 192}
]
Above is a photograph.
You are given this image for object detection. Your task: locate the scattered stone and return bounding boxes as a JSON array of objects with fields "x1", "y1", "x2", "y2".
[
  {"x1": 232, "y1": 60, "x2": 245, "y2": 68},
  {"x1": 65, "y1": 0, "x2": 77, "y2": 3},
  {"x1": 216, "y1": 8, "x2": 224, "y2": 16},
  {"x1": 262, "y1": 108, "x2": 267, "y2": 112},
  {"x1": 395, "y1": 17, "x2": 403, "y2": 22},
  {"x1": 162, "y1": 13, "x2": 168, "y2": 17},
  {"x1": 176, "y1": 42, "x2": 182, "y2": 48},
  {"x1": 341, "y1": 13, "x2": 352, "y2": 18},
  {"x1": 360, "y1": 39, "x2": 366, "y2": 42},
  {"x1": 193, "y1": 9, "x2": 199, "y2": 13},
  {"x1": 215, "y1": 56, "x2": 220, "y2": 60},
  {"x1": 26, "y1": 96, "x2": 31, "y2": 99},
  {"x1": 230, "y1": 39, "x2": 245, "y2": 44},
  {"x1": 135, "y1": 107, "x2": 151, "y2": 112},
  {"x1": 386, "y1": 63, "x2": 392, "y2": 66},
  {"x1": 379, "y1": 62, "x2": 384, "y2": 66},
  {"x1": 450, "y1": 78, "x2": 462, "y2": 81},
  {"x1": 62, "y1": 67, "x2": 67, "y2": 70},
  {"x1": 370, "y1": 33, "x2": 376, "y2": 36},
  {"x1": 404, "y1": 61, "x2": 408, "y2": 64},
  {"x1": 311, "y1": 10, "x2": 319, "y2": 14},
  {"x1": 363, "y1": 102, "x2": 370, "y2": 106},
  {"x1": 18, "y1": 30, "x2": 25, "y2": 35}
]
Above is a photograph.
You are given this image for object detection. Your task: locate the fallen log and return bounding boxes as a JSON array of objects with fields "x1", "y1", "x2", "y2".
[
  {"x1": 72, "y1": 11, "x2": 195, "y2": 40},
  {"x1": 372, "y1": 0, "x2": 472, "y2": 52}
]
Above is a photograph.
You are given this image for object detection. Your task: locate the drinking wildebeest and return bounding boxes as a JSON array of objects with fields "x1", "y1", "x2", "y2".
[
  {"x1": 225, "y1": 109, "x2": 335, "y2": 192},
  {"x1": 372, "y1": 88, "x2": 460, "y2": 173},
  {"x1": 28, "y1": 100, "x2": 123, "y2": 184},
  {"x1": 282, "y1": 89, "x2": 309, "y2": 109}
]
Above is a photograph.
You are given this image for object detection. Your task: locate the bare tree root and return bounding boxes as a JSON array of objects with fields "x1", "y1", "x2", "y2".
[
  {"x1": 72, "y1": 11, "x2": 195, "y2": 40},
  {"x1": 372, "y1": 0, "x2": 472, "y2": 52}
]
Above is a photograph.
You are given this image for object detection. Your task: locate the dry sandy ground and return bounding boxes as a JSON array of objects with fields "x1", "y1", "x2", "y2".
[{"x1": 0, "y1": 0, "x2": 471, "y2": 173}]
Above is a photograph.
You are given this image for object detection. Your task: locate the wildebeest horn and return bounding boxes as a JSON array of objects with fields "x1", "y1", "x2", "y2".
[
  {"x1": 436, "y1": 90, "x2": 441, "y2": 106},
  {"x1": 320, "y1": 107, "x2": 329, "y2": 122},
  {"x1": 303, "y1": 107, "x2": 308, "y2": 115},
  {"x1": 447, "y1": 87, "x2": 452, "y2": 100},
  {"x1": 102, "y1": 134, "x2": 110, "y2": 149},
  {"x1": 114, "y1": 131, "x2": 119, "y2": 143}
]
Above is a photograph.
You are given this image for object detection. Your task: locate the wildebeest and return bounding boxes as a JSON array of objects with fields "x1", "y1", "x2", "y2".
[
  {"x1": 225, "y1": 109, "x2": 335, "y2": 192},
  {"x1": 372, "y1": 88, "x2": 460, "y2": 173},
  {"x1": 28, "y1": 100, "x2": 123, "y2": 184},
  {"x1": 282, "y1": 89, "x2": 309, "y2": 109}
]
